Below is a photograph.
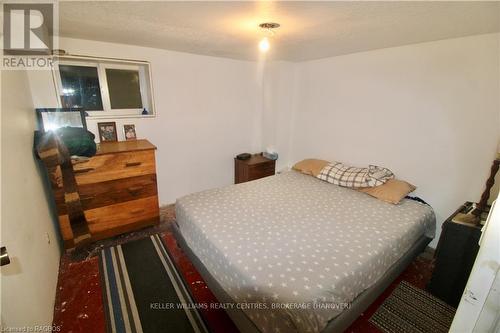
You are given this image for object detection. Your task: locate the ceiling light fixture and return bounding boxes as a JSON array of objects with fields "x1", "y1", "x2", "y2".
[
  {"x1": 259, "y1": 37, "x2": 270, "y2": 53},
  {"x1": 258, "y1": 22, "x2": 280, "y2": 53}
]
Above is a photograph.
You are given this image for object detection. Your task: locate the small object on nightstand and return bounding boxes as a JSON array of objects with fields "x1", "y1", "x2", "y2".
[
  {"x1": 428, "y1": 202, "x2": 483, "y2": 307},
  {"x1": 263, "y1": 151, "x2": 278, "y2": 160},
  {"x1": 236, "y1": 153, "x2": 251, "y2": 160},
  {"x1": 235, "y1": 153, "x2": 276, "y2": 184}
]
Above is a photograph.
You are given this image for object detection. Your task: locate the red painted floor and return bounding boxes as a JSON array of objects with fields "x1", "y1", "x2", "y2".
[
  {"x1": 52, "y1": 209, "x2": 434, "y2": 333},
  {"x1": 53, "y1": 255, "x2": 105, "y2": 333}
]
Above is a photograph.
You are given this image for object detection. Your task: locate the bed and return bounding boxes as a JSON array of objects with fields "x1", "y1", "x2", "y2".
[{"x1": 173, "y1": 171, "x2": 435, "y2": 333}]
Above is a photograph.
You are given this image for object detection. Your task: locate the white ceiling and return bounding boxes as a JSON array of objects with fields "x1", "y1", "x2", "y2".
[{"x1": 59, "y1": 1, "x2": 500, "y2": 62}]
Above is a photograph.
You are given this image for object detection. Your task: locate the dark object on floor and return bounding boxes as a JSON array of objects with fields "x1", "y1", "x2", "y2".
[
  {"x1": 99, "y1": 234, "x2": 208, "y2": 332},
  {"x1": 369, "y1": 281, "x2": 456, "y2": 333},
  {"x1": 428, "y1": 202, "x2": 481, "y2": 307},
  {"x1": 234, "y1": 153, "x2": 276, "y2": 184}
]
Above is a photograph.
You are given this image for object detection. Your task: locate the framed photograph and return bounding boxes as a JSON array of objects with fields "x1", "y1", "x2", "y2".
[
  {"x1": 97, "y1": 122, "x2": 118, "y2": 142},
  {"x1": 123, "y1": 124, "x2": 137, "y2": 141},
  {"x1": 36, "y1": 108, "x2": 87, "y2": 132}
]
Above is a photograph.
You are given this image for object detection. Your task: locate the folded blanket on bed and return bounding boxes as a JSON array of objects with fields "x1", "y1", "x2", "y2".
[{"x1": 317, "y1": 162, "x2": 394, "y2": 188}]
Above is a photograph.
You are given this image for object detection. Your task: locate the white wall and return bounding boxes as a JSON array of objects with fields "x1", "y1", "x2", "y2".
[
  {"x1": 290, "y1": 33, "x2": 500, "y2": 247},
  {"x1": 27, "y1": 34, "x2": 500, "y2": 249},
  {"x1": 31, "y1": 37, "x2": 261, "y2": 204},
  {"x1": 1, "y1": 70, "x2": 61, "y2": 326},
  {"x1": 260, "y1": 60, "x2": 297, "y2": 172}
]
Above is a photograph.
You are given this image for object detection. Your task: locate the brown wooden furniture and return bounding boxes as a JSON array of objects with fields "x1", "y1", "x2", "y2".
[
  {"x1": 49, "y1": 139, "x2": 160, "y2": 248},
  {"x1": 234, "y1": 153, "x2": 276, "y2": 184},
  {"x1": 474, "y1": 158, "x2": 500, "y2": 222}
]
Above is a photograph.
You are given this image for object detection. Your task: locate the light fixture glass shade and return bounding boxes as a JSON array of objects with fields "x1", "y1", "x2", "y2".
[{"x1": 259, "y1": 37, "x2": 270, "y2": 52}]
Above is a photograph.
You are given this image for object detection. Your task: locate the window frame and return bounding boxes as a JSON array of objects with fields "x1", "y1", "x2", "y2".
[{"x1": 52, "y1": 55, "x2": 156, "y2": 119}]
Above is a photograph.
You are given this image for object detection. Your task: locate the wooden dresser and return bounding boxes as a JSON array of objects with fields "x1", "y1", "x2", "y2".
[
  {"x1": 234, "y1": 153, "x2": 276, "y2": 184},
  {"x1": 51, "y1": 140, "x2": 160, "y2": 248}
]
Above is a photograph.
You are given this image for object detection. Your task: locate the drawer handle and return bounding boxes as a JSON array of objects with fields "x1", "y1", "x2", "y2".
[
  {"x1": 72, "y1": 159, "x2": 90, "y2": 165},
  {"x1": 74, "y1": 167, "x2": 95, "y2": 174},
  {"x1": 127, "y1": 186, "x2": 142, "y2": 196},
  {"x1": 125, "y1": 162, "x2": 142, "y2": 167},
  {"x1": 81, "y1": 195, "x2": 96, "y2": 203},
  {"x1": 130, "y1": 209, "x2": 145, "y2": 215}
]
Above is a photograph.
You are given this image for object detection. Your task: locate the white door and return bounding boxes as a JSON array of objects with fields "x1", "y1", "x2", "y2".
[
  {"x1": 449, "y1": 199, "x2": 500, "y2": 332},
  {"x1": 0, "y1": 70, "x2": 61, "y2": 327}
]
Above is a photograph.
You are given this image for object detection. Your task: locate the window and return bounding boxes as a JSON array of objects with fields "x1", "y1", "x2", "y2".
[
  {"x1": 106, "y1": 68, "x2": 143, "y2": 109},
  {"x1": 53, "y1": 56, "x2": 155, "y2": 118},
  {"x1": 59, "y1": 64, "x2": 103, "y2": 111}
]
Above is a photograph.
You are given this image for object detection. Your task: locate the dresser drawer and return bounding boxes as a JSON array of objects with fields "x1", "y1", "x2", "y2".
[
  {"x1": 54, "y1": 174, "x2": 158, "y2": 214},
  {"x1": 59, "y1": 196, "x2": 159, "y2": 247},
  {"x1": 72, "y1": 150, "x2": 156, "y2": 185}
]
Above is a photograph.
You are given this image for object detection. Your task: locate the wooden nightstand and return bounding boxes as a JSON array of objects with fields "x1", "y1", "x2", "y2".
[
  {"x1": 234, "y1": 153, "x2": 276, "y2": 184},
  {"x1": 427, "y1": 202, "x2": 484, "y2": 307}
]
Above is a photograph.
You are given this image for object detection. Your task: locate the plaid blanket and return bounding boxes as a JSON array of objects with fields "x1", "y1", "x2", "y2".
[{"x1": 317, "y1": 162, "x2": 394, "y2": 188}]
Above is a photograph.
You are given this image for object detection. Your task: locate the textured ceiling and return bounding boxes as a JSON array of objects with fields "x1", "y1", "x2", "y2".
[{"x1": 59, "y1": 1, "x2": 500, "y2": 62}]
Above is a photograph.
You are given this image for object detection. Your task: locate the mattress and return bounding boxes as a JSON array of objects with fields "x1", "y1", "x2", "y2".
[{"x1": 176, "y1": 171, "x2": 436, "y2": 333}]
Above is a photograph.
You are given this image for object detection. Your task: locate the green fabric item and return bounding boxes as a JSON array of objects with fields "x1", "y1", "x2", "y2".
[{"x1": 55, "y1": 127, "x2": 97, "y2": 157}]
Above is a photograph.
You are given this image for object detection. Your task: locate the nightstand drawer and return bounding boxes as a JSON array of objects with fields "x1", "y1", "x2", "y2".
[{"x1": 249, "y1": 163, "x2": 275, "y2": 177}]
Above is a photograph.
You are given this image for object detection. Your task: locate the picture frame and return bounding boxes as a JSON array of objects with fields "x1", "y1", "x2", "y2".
[
  {"x1": 97, "y1": 122, "x2": 118, "y2": 142},
  {"x1": 123, "y1": 124, "x2": 137, "y2": 141},
  {"x1": 35, "y1": 108, "x2": 87, "y2": 132}
]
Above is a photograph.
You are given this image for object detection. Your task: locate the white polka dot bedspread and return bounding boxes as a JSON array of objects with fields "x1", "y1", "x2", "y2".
[{"x1": 175, "y1": 171, "x2": 436, "y2": 333}]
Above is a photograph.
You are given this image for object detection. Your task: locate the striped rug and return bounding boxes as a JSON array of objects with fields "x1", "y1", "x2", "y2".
[
  {"x1": 98, "y1": 234, "x2": 209, "y2": 333},
  {"x1": 369, "y1": 281, "x2": 456, "y2": 333}
]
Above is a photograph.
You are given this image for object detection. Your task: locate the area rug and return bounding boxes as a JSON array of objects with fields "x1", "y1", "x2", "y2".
[
  {"x1": 369, "y1": 281, "x2": 456, "y2": 333},
  {"x1": 99, "y1": 234, "x2": 209, "y2": 333}
]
